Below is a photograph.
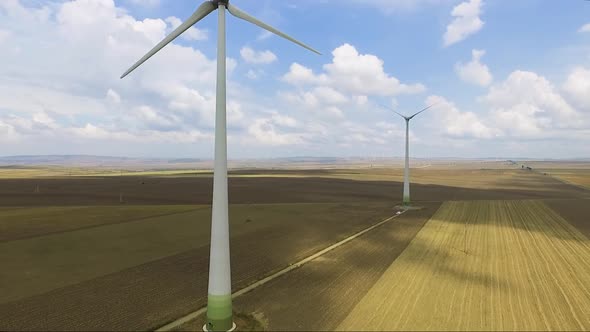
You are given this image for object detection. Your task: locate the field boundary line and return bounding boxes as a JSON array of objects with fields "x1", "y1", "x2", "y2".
[
  {"x1": 548, "y1": 174, "x2": 590, "y2": 192},
  {"x1": 530, "y1": 168, "x2": 590, "y2": 192},
  {"x1": 1, "y1": 206, "x2": 206, "y2": 243},
  {"x1": 155, "y1": 209, "x2": 408, "y2": 331}
]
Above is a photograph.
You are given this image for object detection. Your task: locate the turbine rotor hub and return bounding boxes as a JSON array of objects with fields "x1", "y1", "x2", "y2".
[{"x1": 211, "y1": 0, "x2": 229, "y2": 7}]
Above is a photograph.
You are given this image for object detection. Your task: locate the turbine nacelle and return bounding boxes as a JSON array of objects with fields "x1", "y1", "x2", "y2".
[
  {"x1": 211, "y1": 0, "x2": 229, "y2": 7},
  {"x1": 378, "y1": 103, "x2": 438, "y2": 122}
]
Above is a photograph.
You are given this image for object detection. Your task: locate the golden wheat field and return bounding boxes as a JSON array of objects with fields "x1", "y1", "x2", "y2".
[{"x1": 338, "y1": 200, "x2": 590, "y2": 331}]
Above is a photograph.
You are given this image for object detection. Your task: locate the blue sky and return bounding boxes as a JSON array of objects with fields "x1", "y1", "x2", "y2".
[{"x1": 0, "y1": 0, "x2": 589, "y2": 159}]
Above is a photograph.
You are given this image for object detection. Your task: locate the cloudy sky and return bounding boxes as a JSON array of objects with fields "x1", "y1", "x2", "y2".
[{"x1": 1, "y1": 0, "x2": 590, "y2": 159}]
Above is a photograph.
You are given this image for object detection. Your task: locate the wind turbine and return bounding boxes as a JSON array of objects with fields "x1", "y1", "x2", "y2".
[
  {"x1": 120, "y1": 1, "x2": 319, "y2": 331},
  {"x1": 379, "y1": 103, "x2": 436, "y2": 206}
]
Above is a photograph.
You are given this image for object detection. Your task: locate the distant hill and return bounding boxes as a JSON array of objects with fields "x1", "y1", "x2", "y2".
[
  {"x1": 0, "y1": 155, "x2": 130, "y2": 164},
  {"x1": 0, "y1": 155, "x2": 202, "y2": 167},
  {"x1": 0, "y1": 155, "x2": 587, "y2": 168}
]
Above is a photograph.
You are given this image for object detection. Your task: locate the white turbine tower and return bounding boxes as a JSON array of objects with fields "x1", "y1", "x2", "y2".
[
  {"x1": 120, "y1": 1, "x2": 319, "y2": 331},
  {"x1": 380, "y1": 104, "x2": 436, "y2": 206}
]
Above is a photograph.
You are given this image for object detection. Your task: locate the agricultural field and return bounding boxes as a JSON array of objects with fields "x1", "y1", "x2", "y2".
[
  {"x1": 539, "y1": 169, "x2": 590, "y2": 190},
  {"x1": 0, "y1": 162, "x2": 586, "y2": 208},
  {"x1": 0, "y1": 201, "x2": 396, "y2": 330},
  {"x1": 338, "y1": 200, "x2": 590, "y2": 331},
  {"x1": 184, "y1": 202, "x2": 443, "y2": 331},
  {"x1": 229, "y1": 165, "x2": 569, "y2": 192},
  {"x1": 1, "y1": 162, "x2": 589, "y2": 331},
  {"x1": 519, "y1": 161, "x2": 590, "y2": 190}
]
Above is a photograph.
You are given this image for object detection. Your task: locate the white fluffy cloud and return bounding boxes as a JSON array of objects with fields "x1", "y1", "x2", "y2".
[
  {"x1": 455, "y1": 49, "x2": 493, "y2": 86},
  {"x1": 240, "y1": 47, "x2": 278, "y2": 64},
  {"x1": 0, "y1": 120, "x2": 18, "y2": 141},
  {"x1": 325, "y1": 44, "x2": 425, "y2": 95},
  {"x1": 482, "y1": 70, "x2": 582, "y2": 137},
  {"x1": 0, "y1": 1, "x2": 425, "y2": 154},
  {"x1": 0, "y1": 29, "x2": 10, "y2": 44},
  {"x1": 106, "y1": 89, "x2": 121, "y2": 104},
  {"x1": 270, "y1": 112, "x2": 298, "y2": 128},
  {"x1": 246, "y1": 69, "x2": 262, "y2": 80},
  {"x1": 247, "y1": 117, "x2": 306, "y2": 146},
  {"x1": 339, "y1": 121, "x2": 404, "y2": 147},
  {"x1": 280, "y1": 44, "x2": 424, "y2": 128},
  {"x1": 283, "y1": 44, "x2": 425, "y2": 96},
  {"x1": 134, "y1": 105, "x2": 183, "y2": 131},
  {"x1": 283, "y1": 63, "x2": 325, "y2": 86},
  {"x1": 69, "y1": 123, "x2": 211, "y2": 143},
  {"x1": 279, "y1": 91, "x2": 344, "y2": 119},
  {"x1": 444, "y1": 0, "x2": 484, "y2": 47},
  {"x1": 1, "y1": 0, "x2": 588, "y2": 158},
  {"x1": 164, "y1": 17, "x2": 208, "y2": 41},
  {"x1": 426, "y1": 95, "x2": 498, "y2": 139},
  {"x1": 578, "y1": 23, "x2": 590, "y2": 33},
  {"x1": 563, "y1": 67, "x2": 590, "y2": 109},
  {"x1": 420, "y1": 69, "x2": 590, "y2": 143},
  {"x1": 0, "y1": 0, "x2": 223, "y2": 149}
]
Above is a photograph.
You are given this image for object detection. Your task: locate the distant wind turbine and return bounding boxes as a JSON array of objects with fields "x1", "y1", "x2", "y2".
[
  {"x1": 120, "y1": 1, "x2": 320, "y2": 331},
  {"x1": 379, "y1": 103, "x2": 437, "y2": 206}
]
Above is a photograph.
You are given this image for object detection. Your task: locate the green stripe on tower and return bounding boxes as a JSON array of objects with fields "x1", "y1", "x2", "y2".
[{"x1": 206, "y1": 294, "x2": 233, "y2": 331}]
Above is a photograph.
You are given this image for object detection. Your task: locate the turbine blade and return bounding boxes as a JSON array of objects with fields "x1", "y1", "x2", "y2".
[
  {"x1": 408, "y1": 103, "x2": 438, "y2": 120},
  {"x1": 227, "y1": 3, "x2": 321, "y2": 55},
  {"x1": 120, "y1": 1, "x2": 216, "y2": 79},
  {"x1": 378, "y1": 103, "x2": 408, "y2": 120}
]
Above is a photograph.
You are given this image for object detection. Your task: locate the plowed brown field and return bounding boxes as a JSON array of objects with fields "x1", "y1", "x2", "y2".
[
  {"x1": 338, "y1": 200, "x2": 590, "y2": 331},
  {"x1": 0, "y1": 202, "x2": 396, "y2": 330},
  {"x1": 545, "y1": 199, "x2": 590, "y2": 238},
  {"x1": 0, "y1": 169, "x2": 585, "y2": 207}
]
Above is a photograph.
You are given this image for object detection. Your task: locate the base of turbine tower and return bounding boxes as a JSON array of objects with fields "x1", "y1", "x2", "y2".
[
  {"x1": 203, "y1": 322, "x2": 236, "y2": 332},
  {"x1": 396, "y1": 204, "x2": 424, "y2": 212}
]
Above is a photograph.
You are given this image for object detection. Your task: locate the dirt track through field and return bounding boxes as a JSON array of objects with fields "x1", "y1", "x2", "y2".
[
  {"x1": 339, "y1": 200, "x2": 590, "y2": 331},
  {"x1": 222, "y1": 203, "x2": 441, "y2": 331}
]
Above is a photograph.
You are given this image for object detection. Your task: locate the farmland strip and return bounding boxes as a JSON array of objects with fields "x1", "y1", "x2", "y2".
[
  {"x1": 156, "y1": 210, "x2": 409, "y2": 331},
  {"x1": 338, "y1": 200, "x2": 590, "y2": 331}
]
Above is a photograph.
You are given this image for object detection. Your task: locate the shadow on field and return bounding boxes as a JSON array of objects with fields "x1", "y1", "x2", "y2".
[
  {"x1": 383, "y1": 237, "x2": 513, "y2": 291},
  {"x1": 0, "y1": 175, "x2": 585, "y2": 207},
  {"x1": 431, "y1": 200, "x2": 588, "y2": 241},
  {"x1": 492, "y1": 173, "x2": 590, "y2": 198},
  {"x1": 0, "y1": 203, "x2": 395, "y2": 331},
  {"x1": 224, "y1": 203, "x2": 443, "y2": 331},
  {"x1": 539, "y1": 199, "x2": 590, "y2": 239}
]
